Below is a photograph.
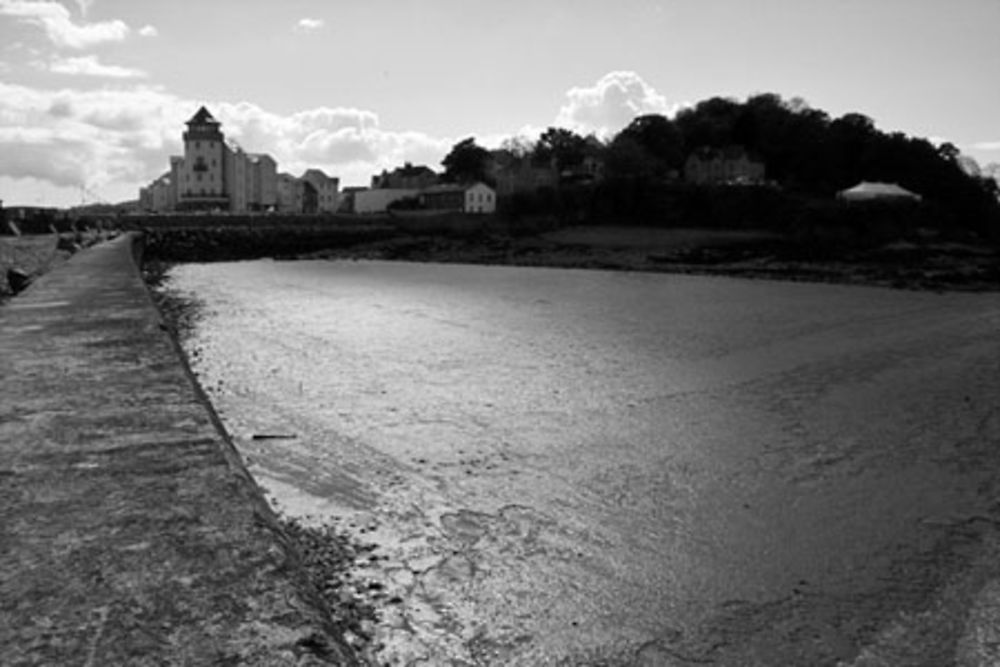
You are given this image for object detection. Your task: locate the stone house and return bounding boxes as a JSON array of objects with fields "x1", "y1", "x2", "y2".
[{"x1": 684, "y1": 146, "x2": 766, "y2": 185}]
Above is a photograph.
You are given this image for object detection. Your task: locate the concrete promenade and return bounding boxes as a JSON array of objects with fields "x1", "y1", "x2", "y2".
[{"x1": 0, "y1": 234, "x2": 358, "y2": 665}]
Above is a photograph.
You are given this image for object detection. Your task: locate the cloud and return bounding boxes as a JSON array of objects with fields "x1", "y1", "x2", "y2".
[
  {"x1": 0, "y1": 0, "x2": 129, "y2": 49},
  {"x1": 138, "y1": 24, "x2": 157, "y2": 37},
  {"x1": 0, "y1": 83, "x2": 187, "y2": 195},
  {"x1": 0, "y1": 127, "x2": 93, "y2": 187},
  {"x1": 49, "y1": 55, "x2": 146, "y2": 78},
  {"x1": 555, "y1": 71, "x2": 679, "y2": 137},
  {"x1": 971, "y1": 141, "x2": 1000, "y2": 151},
  {"x1": 295, "y1": 17, "x2": 324, "y2": 31},
  {"x1": 213, "y1": 102, "x2": 449, "y2": 180},
  {"x1": 0, "y1": 81, "x2": 454, "y2": 205}
]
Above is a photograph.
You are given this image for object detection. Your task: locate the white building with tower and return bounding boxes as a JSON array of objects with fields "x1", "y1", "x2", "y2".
[{"x1": 140, "y1": 107, "x2": 298, "y2": 214}]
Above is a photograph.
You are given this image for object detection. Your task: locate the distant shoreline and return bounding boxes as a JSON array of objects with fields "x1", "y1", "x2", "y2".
[
  {"x1": 295, "y1": 226, "x2": 1000, "y2": 293},
  {"x1": 7, "y1": 223, "x2": 998, "y2": 299}
]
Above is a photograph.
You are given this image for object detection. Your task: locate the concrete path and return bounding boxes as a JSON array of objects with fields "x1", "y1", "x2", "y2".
[{"x1": 0, "y1": 234, "x2": 358, "y2": 665}]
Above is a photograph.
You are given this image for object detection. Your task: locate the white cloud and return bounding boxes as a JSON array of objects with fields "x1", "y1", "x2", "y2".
[
  {"x1": 555, "y1": 71, "x2": 679, "y2": 137},
  {"x1": 214, "y1": 102, "x2": 449, "y2": 182},
  {"x1": 138, "y1": 24, "x2": 157, "y2": 37},
  {"x1": 295, "y1": 17, "x2": 324, "y2": 31},
  {"x1": 0, "y1": 83, "x2": 188, "y2": 195},
  {"x1": 0, "y1": 0, "x2": 129, "y2": 49},
  {"x1": 972, "y1": 141, "x2": 1000, "y2": 151},
  {"x1": 0, "y1": 81, "x2": 454, "y2": 205},
  {"x1": 49, "y1": 55, "x2": 146, "y2": 78}
]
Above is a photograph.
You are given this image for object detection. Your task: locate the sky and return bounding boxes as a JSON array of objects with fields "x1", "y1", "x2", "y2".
[{"x1": 0, "y1": 0, "x2": 998, "y2": 207}]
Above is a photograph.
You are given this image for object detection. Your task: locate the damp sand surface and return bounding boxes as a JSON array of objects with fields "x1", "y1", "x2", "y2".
[{"x1": 165, "y1": 259, "x2": 1000, "y2": 665}]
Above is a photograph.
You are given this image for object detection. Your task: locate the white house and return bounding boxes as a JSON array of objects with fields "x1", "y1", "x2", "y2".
[
  {"x1": 420, "y1": 182, "x2": 496, "y2": 214},
  {"x1": 464, "y1": 182, "x2": 496, "y2": 214}
]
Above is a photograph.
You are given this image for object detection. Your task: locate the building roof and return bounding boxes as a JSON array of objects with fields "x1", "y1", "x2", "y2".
[
  {"x1": 392, "y1": 163, "x2": 436, "y2": 177},
  {"x1": 187, "y1": 106, "x2": 219, "y2": 126},
  {"x1": 421, "y1": 184, "x2": 466, "y2": 195},
  {"x1": 838, "y1": 181, "x2": 922, "y2": 201},
  {"x1": 422, "y1": 182, "x2": 493, "y2": 195}
]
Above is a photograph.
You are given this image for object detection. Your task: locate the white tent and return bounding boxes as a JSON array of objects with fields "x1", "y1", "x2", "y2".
[{"x1": 837, "y1": 181, "x2": 922, "y2": 202}]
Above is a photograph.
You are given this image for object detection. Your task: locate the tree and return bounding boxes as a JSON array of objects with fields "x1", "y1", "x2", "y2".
[
  {"x1": 674, "y1": 96, "x2": 742, "y2": 150},
  {"x1": 937, "y1": 142, "x2": 961, "y2": 164},
  {"x1": 614, "y1": 114, "x2": 683, "y2": 172},
  {"x1": 441, "y1": 137, "x2": 493, "y2": 184},
  {"x1": 533, "y1": 127, "x2": 588, "y2": 170},
  {"x1": 499, "y1": 136, "x2": 534, "y2": 160},
  {"x1": 604, "y1": 135, "x2": 659, "y2": 180}
]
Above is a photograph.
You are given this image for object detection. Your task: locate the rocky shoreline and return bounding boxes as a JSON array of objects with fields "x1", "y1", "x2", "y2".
[
  {"x1": 299, "y1": 231, "x2": 1000, "y2": 293},
  {"x1": 143, "y1": 263, "x2": 385, "y2": 661}
]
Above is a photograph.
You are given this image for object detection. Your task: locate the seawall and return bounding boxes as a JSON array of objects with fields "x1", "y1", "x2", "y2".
[{"x1": 0, "y1": 233, "x2": 359, "y2": 665}]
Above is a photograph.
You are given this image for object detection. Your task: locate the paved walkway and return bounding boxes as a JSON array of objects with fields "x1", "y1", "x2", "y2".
[{"x1": 0, "y1": 234, "x2": 358, "y2": 665}]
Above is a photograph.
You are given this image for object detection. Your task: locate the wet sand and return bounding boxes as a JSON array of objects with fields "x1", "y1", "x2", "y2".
[{"x1": 157, "y1": 258, "x2": 1000, "y2": 665}]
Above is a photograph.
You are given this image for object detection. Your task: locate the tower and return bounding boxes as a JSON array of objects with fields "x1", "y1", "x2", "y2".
[{"x1": 178, "y1": 106, "x2": 229, "y2": 211}]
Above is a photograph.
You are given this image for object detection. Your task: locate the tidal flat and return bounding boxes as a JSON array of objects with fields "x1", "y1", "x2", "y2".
[{"x1": 155, "y1": 257, "x2": 1000, "y2": 665}]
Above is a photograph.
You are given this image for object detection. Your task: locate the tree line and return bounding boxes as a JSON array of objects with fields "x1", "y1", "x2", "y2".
[{"x1": 440, "y1": 93, "x2": 999, "y2": 241}]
